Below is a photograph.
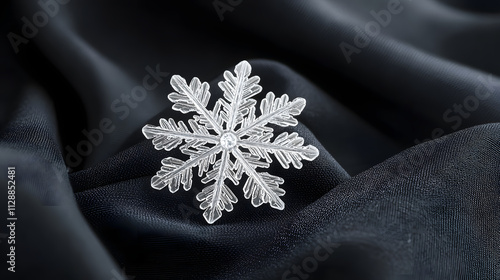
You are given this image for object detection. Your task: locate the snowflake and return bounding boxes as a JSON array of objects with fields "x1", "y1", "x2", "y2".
[{"x1": 142, "y1": 60, "x2": 319, "y2": 224}]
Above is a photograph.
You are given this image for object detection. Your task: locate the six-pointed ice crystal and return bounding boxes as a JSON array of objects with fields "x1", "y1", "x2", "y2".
[{"x1": 142, "y1": 60, "x2": 319, "y2": 224}]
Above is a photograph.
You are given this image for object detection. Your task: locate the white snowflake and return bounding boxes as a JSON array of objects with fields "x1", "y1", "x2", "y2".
[{"x1": 142, "y1": 60, "x2": 319, "y2": 224}]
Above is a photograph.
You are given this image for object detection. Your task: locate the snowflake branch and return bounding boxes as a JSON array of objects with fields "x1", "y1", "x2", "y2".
[
  {"x1": 219, "y1": 61, "x2": 261, "y2": 131},
  {"x1": 236, "y1": 93, "x2": 305, "y2": 138},
  {"x1": 209, "y1": 150, "x2": 228, "y2": 210},
  {"x1": 170, "y1": 75, "x2": 224, "y2": 134},
  {"x1": 239, "y1": 132, "x2": 319, "y2": 169},
  {"x1": 239, "y1": 140, "x2": 311, "y2": 154},
  {"x1": 142, "y1": 118, "x2": 219, "y2": 151},
  {"x1": 151, "y1": 146, "x2": 222, "y2": 191},
  {"x1": 142, "y1": 125, "x2": 219, "y2": 146},
  {"x1": 226, "y1": 64, "x2": 245, "y2": 131},
  {"x1": 196, "y1": 150, "x2": 238, "y2": 224},
  {"x1": 232, "y1": 148, "x2": 285, "y2": 210}
]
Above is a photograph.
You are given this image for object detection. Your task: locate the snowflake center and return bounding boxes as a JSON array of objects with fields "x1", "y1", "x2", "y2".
[{"x1": 220, "y1": 132, "x2": 238, "y2": 149}]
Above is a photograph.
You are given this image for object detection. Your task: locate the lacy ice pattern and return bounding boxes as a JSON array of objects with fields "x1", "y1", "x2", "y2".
[{"x1": 143, "y1": 61, "x2": 319, "y2": 224}]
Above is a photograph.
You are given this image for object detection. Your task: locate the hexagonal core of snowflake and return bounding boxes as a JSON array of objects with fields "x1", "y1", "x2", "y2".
[{"x1": 219, "y1": 132, "x2": 238, "y2": 150}]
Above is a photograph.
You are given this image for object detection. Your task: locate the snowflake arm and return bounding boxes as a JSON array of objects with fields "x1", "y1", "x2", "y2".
[
  {"x1": 218, "y1": 60, "x2": 262, "y2": 131},
  {"x1": 169, "y1": 75, "x2": 224, "y2": 134},
  {"x1": 150, "y1": 146, "x2": 221, "y2": 192},
  {"x1": 142, "y1": 118, "x2": 219, "y2": 151},
  {"x1": 237, "y1": 92, "x2": 306, "y2": 138},
  {"x1": 239, "y1": 132, "x2": 319, "y2": 169},
  {"x1": 232, "y1": 148, "x2": 286, "y2": 210},
  {"x1": 196, "y1": 150, "x2": 238, "y2": 224}
]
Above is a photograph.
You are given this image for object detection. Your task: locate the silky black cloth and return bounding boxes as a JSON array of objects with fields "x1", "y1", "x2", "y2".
[{"x1": 1, "y1": 1, "x2": 499, "y2": 279}]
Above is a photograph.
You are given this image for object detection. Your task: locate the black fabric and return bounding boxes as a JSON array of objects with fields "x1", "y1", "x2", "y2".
[{"x1": 1, "y1": 1, "x2": 499, "y2": 279}]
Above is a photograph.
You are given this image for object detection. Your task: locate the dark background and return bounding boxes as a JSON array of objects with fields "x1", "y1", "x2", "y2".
[{"x1": 1, "y1": 1, "x2": 499, "y2": 279}]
